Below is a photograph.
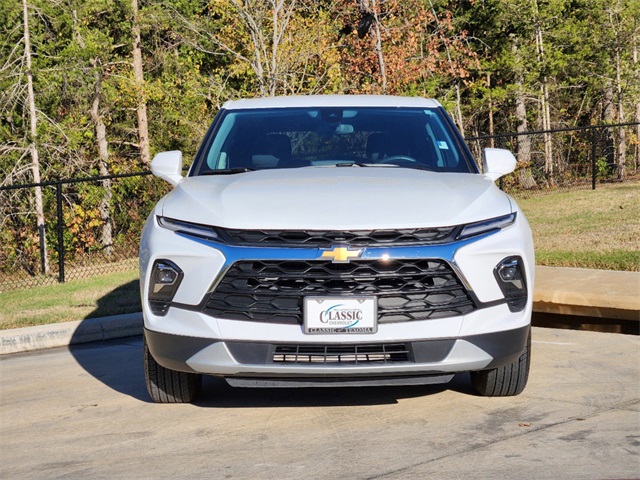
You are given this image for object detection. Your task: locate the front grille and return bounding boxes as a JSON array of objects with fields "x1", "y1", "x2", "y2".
[
  {"x1": 273, "y1": 343, "x2": 409, "y2": 364},
  {"x1": 221, "y1": 227, "x2": 458, "y2": 247},
  {"x1": 204, "y1": 259, "x2": 476, "y2": 324}
]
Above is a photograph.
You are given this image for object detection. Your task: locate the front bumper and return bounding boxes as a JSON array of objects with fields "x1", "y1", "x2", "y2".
[
  {"x1": 145, "y1": 324, "x2": 530, "y2": 382},
  {"x1": 140, "y1": 204, "x2": 535, "y2": 385}
]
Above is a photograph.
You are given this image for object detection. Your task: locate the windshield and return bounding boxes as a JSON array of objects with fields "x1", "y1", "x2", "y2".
[{"x1": 192, "y1": 107, "x2": 476, "y2": 175}]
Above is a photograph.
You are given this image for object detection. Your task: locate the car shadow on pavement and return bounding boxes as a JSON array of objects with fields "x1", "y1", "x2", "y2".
[
  {"x1": 68, "y1": 336, "x2": 149, "y2": 402},
  {"x1": 194, "y1": 373, "x2": 477, "y2": 408},
  {"x1": 68, "y1": 329, "x2": 478, "y2": 406},
  {"x1": 69, "y1": 280, "x2": 148, "y2": 402},
  {"x1": 67, "y1": 334, "x2": 476, "y2": 406}
]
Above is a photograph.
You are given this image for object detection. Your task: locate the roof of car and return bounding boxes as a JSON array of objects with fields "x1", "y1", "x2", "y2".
[{"x1": 222, "y1": 95, "x2": 441, "y2": 110}]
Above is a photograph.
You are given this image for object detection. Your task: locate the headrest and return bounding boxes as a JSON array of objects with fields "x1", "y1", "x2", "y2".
[
  {"x1": 252, "y1": 154, "x2": 280, "y2": 168},
  {"x1": 250, "y1": 134, "x2": 291, "y2": 168},
  {"x1": 263, "y1": 134, "x2": 291, "y2": 160}
]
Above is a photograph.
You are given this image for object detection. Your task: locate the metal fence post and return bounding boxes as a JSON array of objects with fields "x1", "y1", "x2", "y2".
[
  {"x1": 591, "y1": 128, "x2": 597, "y2": 190},
  {"x1": 56, "y1": 181, "x2": 65, "y2": 283}
]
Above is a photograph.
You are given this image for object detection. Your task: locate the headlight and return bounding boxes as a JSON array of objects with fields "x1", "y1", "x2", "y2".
[
  {"x1": 457, "y1": 213, "x2": 516, "y2": 239},
  {"x1": 158, "y1": 216, "x2": 221, "y2": 242}
]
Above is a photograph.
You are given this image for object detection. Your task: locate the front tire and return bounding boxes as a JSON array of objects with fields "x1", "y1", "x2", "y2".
[
  {"x1": 471, "y1": 330, "x2": 531, "y2": 397},
  {"x1": 144, "y1": 334, "x2": 202, "y2": 403}
]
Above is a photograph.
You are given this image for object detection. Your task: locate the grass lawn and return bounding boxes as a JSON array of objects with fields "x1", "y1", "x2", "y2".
[
  {"x1": 1, "y1": 181, "x2": 638, "y2": 330},
  {"x1": 517, "y1": 181, "x2": 640, "y2": 271},
  {"x1": 0, "y1": 269, "x2": 140, "y2": 330}
]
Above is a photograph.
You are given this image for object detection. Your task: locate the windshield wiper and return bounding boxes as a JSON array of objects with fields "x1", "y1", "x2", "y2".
[
  {"x1": 200, "y1": 167, "x2": 255, "y2": 175},
  {"x1": 334, "y1": 162, "x2": 397, "y2": 168},
  {"x1": 405, "y1": 165, "x2": 435, "y2": 172},
  {"x1": 336, "y1": 162, "x2": 368, "y2": 167}
]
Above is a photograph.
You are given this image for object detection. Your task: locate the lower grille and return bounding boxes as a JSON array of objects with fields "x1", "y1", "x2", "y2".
[
  {"x1": 273, "y1": 343, "x2": 409, "y2": 364},
  {"x1": 204, "y1": 259, "x2": 476, "y2": 324}
]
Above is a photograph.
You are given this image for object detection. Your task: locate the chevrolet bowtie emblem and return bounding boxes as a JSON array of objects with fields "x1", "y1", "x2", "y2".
[{"x1": 320, "y1": 245, "x2": 363, "y2": 263}]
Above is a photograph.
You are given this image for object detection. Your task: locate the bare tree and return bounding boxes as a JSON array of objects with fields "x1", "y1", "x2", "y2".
[
  {"x1": 132, "y1": 0, "x2": 150, "y2": 165},
  {"x1": 229, "y1": 0, "x2": 298, "y2": 96},
  {"x1": 359, "y1": 0, "x2": 388, "y2": 93},
  {"x1": 69, "y1": 9, "x2": 114, "y2": 257},
  {"x1": 633, "y1": 33, "x2": 640, "y2": 171},
  {"x1": 609, "y1": 2, "x2": 626, "y2": 180},
  {"x1": 532, "y1": 0, "x2": 554, "y2": 180},
  {"x1": 173, "y1": 0, "x2": 339, "y2": 97},
  {"x1": 426, "y1": 0, "x2": 465, "y2": 136},
  {"x1": 23, "y1": 0, "x2": 49, "y2": 274},
  {"x1": 511, "y1": 40, "x2": 535, "y2": 189},
  {"x1": 89, "y1": 61, "x2": 114, "y2": 257}
]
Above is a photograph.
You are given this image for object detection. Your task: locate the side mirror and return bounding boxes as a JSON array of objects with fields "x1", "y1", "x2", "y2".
[
  {"x1": 151, "y1": 151, "x2": 183, "y2": 186},
  {"x1": 483, "y1": 148, "x2": 516, "y2": 181}
]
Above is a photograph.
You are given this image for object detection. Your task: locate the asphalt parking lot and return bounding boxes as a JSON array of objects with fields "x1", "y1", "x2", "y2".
[{"x1": 1, "y1": 326, "x2": 638, "y2": 479}]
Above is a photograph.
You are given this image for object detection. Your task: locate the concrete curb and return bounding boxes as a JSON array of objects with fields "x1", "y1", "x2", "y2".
[
  {"x1": 0, "y1": 312, "x2": 142, "y2": 355},
  {"x1": 533, "y1": 266, "x2": 640, "y2": 320}
]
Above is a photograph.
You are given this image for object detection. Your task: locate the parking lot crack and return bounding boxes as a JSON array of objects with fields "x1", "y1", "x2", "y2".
[{"x1": 366, "y1": 398, "x2": 639, "y2": 480}]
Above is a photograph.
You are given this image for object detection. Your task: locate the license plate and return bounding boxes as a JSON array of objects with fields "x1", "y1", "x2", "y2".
[{"x1": 303, "y1": 297, "x2": 377, "y2": 334}]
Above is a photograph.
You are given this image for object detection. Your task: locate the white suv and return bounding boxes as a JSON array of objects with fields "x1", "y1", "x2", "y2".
[{"x1": 140, "y1": 95, "x2": 534, "y2": 403}]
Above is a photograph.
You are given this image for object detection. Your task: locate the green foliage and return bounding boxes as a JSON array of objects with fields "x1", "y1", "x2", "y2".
[
  {"x1": 1, "y1": 0, "x2": 638, "y2": 278},
  {"x1": 596, "y1": 158, "x2": 614, "y2": 180},
  {"x1": 3, "y1": 0, "x2": 638, "y2": 173}
]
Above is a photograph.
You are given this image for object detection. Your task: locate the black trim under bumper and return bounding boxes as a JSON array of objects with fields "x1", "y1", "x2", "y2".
[
  {"x1": 225, "y1": 375, "x2": 455, "y2": 388},
  {"x1": 144, "y1": 325, "x2": 530, "y2": 378}
]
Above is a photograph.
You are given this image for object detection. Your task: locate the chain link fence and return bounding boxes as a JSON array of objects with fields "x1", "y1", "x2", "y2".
[
  {"x1": 0, "y1": 172, "x2": 170, "y2": 292},
  {"x1": 1, "y1": 123, "x2": 638, "y2": 292},
  {"x1": 466, "y1": 122, "x2": 639, "y2": 198}
]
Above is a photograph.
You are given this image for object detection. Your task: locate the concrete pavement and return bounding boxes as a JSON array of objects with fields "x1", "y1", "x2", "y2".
[
  {"x1": 0, "y1": 266, "x2": 638, "y2": 355},
  {"x1": 1, "y1": 327, "x2": 638, "y2": 479}
]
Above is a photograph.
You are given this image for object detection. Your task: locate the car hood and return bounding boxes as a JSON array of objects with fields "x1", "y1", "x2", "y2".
[{"x1": 160, "y1": 167, "x2": 512, "y2": 230}]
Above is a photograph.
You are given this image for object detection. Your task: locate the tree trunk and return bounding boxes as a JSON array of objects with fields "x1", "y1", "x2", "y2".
[
  {"x1": 230, "y1": 0, "x2": 297, "y2": 96},
  {"x1": 541, "y1": 83, "x2": 554, "y2": 179},
  {"x1": 515, "y1": 91, "x2": 529, "y2": 154},
  {"x1": 604, "y1": 82, "x2": 615, "y2": 169},
  {"x1": 603, "y1": 82, "x2": 614, "y2": 123},
  {"x1": 23, "y1": 0, "x2": 49, "y2": 275},
  {"x1": 235, "y1": 1, "x2": 267, "y2": 96},
  {"x1": 454, "y1": 83, "x2": 464, "y2": 138},
  {"x1": 636, "y1": 99, "x2": 640, "y2": 174},
  {"x1": 512, "y1": 37, "x2": 535, "y2": 189},
  {"x1": 270, "y1": 0, "x2": 279, "y2": 96},
  {"x1": 616, "y1": 108, "x2": 626, "y2": 181},
  {"x1": 89, "y1": 61, "x2": 113, "y2": 257},
  {"x1": 615, "y1": 34, "x2": 625, "y2": 180},
  {"x1": 513, "y1": 41, "x2": 532, "y2": 165},
  {"x1": 268, "y1": 0, "x2": 296, "y2": 95},
  {"x1": 515, "y1": 74, "x2": 536, "y2": 189},
  {"x1": 371, "y1": 0, "x2": 387, "y2": 93},
  {"x1": 534, "y1": 15, "x2": 554, "y2": 181},
  {"x1": 635, "y1": 37, "x2": 639, "y2": 173},
  {"x1": 131, "y1": 0, "x2": 150, "y2": 165},
  {"x1": 487, "y1": 74, "x2": 494, "y2": 147}
]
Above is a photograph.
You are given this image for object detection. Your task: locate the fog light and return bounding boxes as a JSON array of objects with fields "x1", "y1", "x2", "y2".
[
  {"x1": 149, "y1": 260, "x2": 183, "y2": 316},
  {"x1": 499, "y1": 264, "x2": 519, "y2": 282},
  {"x1": 494, "y1": 256, "x2": 527, "y2": 312},
  {"x1": 155, "y1": 265, "x2": 178, "y2": 285}
]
